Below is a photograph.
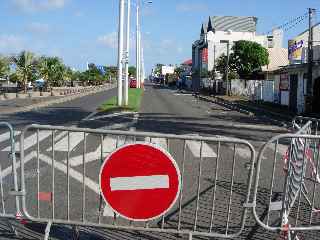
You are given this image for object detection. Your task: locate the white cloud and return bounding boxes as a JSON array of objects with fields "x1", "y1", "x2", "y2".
[
  {"x1": 26, "y1": 22, "x2": 50, "y2": 34},
  {"x1": 13, "y1": 0, "x2": 67, "y2": 12},
  {"x1": 177, "y1": 47, "x2": 183, "y2": 53},
  {"x1": 0, "y1": 35, "x2": 25, "y2": 53},
  {"x1": 176, "y1": 3, "x2": 208, "y2": 12},
  {"x1": 97, "y1": 32, "x2": 118, "y2": 49}
]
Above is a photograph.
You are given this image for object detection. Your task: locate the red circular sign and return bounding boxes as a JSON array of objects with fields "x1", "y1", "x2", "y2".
[{"x1": 99, "y1": 143, "x2": 181, "y2": 221}]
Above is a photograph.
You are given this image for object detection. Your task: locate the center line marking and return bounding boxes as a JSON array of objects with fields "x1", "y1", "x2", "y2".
[{"x1": 110, "y1": 175, "x2": 169, "y2": 191}]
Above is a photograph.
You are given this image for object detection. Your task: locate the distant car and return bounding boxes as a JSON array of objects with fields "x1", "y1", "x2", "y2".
[{"x1": 130, "y1": 79, "x2": 137, "y2": 88}]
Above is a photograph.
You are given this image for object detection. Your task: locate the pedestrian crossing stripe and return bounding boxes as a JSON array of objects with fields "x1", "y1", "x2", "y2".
[{"x1": 0, "y1": 130, "x2": 288, "y2": 163}]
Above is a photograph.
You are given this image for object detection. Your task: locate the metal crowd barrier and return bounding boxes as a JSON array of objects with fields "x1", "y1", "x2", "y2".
[
  {"x1": 0, "y1": 116, "x2": 318, "y2": 239},
  {"x1": 252, "y1": 120, "x2": 320, "y2": 239},
  {"x1": 0, "y1": 122, "x2": 20, "y2": 236},
  {"x1": 16, "y1": 124, "x2": 256, "y2": 240}
]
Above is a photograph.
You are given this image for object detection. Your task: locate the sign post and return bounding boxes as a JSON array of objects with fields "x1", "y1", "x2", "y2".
[{"x1": 99, "y1": 143, "x2": 181, "y2": 221}]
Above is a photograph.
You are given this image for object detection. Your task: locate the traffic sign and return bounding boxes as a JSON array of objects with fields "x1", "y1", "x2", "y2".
[{"x1": 99, "y1": 143, "x2": 181, "y2": 221}]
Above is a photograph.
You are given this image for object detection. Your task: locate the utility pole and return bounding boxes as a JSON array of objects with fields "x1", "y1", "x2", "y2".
[
  {"x1": 117, "y1": 0, "x2": 125, "y2": 106},
  {"x1": 225, "y1": 41, "x2": 230, "y2": 96},
  {"x1": 141, "y1": 47, "x2": 145, "y2": 86},
  {"x1": 124, "y1": 0, "x2": 131, "y2": 106},
  {"x1": 307, "y1": 8, "x2": 315, "y2": 112}
]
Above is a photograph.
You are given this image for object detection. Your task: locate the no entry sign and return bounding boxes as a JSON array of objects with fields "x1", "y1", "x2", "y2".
[{"x1": 99, "y1": 143, "x2": 181, "y2": 221}]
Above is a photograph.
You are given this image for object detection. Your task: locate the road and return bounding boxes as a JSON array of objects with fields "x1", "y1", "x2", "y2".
[{"x1": 0, "y1": 84, "x2": 318, "y2": 240}]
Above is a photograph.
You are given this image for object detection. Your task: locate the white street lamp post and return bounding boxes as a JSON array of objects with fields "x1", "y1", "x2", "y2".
[
  {"x1": 136, "y1": 3, "x2": 140, "y2": 89},
  {"x1": 124, "y1": 0, "x2": 131, "y2": 106},
  {"x1": 117, "y1": 0, "x2": 125, "y2": 106}
]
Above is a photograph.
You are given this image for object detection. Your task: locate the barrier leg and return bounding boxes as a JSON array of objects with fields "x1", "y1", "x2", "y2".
[{"x1": 44, "y1": 221, "x2": 52, "y2": 240}]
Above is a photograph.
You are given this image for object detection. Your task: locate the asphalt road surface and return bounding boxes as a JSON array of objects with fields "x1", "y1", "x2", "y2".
[{"x1": 0, "y1": 84, "x2": 319, "y2": 239}]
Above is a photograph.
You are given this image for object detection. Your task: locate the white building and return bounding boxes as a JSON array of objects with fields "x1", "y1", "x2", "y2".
[{"x1": 192, "y1": 16, "x2": 283, "y2": 92}]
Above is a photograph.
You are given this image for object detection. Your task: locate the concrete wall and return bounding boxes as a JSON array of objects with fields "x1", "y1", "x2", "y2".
[{"x1": 229, "y1": 79, "x2": 275, "y2": 102}]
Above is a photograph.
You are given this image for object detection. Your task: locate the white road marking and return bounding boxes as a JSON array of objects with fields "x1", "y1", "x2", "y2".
[
  {"x1": 46, "y1": 132, "x2": 84, "y2": 152},
  {"x1": 39, "y1": 153, "x2": 115, "y2": 217},
  {"x1": 87, "y1": 112, "x2": 137, "y2": 121},
  {"x1": 0, "y1": 131, "x2": 20, "y2": 145},
  {"x1": 1, "y1": 151, "x2": 36, "y2": 179},
  {"x1": 110, "y1": 175, "x2": 169, "y2": 191},
  {"x1": 2, "y1": 131, "x2": 52, "y2": 151},
  {"x1": 186, "y1": 140, "x2": 217, "y2": 158},
  {"x1": 66, "y1": 136, "x2": 129, "y2": 167}
]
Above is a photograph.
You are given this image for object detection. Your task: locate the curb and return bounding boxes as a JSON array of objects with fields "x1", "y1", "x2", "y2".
[
  {"x1": 1, "y1": 85, "x2": 116, "y2": 115},
  {"x1": 198, "y1": 95, "x2": 290, "y2": 127},
  {"x1": 198, "y1": 95, "x2": 253, "y2": 116}
]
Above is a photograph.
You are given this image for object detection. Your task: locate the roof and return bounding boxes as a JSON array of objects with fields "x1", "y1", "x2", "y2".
[
  {"x1": 209, "y1": 16, "x2": 257, "y2": 32},
  {"x1": 262, "y1": 48, "x2": 289, "y2": 72},
  {"x1": 201, "y1": 22, "x2": 208, "y2": 35},
  {"x1": 182, "y1": 59, "x2": 192, "y2": 66}
]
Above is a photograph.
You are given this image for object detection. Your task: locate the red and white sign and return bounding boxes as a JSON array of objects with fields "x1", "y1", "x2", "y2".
[{"x1": 99, "y1": 143, "x2": 181, "y2": 221}]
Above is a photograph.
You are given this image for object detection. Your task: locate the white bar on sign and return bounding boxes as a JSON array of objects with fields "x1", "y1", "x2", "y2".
[{"x1": 110, "y1": 175, "x2": 169, "y2": 191}]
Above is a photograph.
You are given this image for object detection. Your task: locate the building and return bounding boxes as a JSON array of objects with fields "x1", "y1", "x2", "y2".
[
  {"x1": 192, "y1": 15, "x2": 283, "y2": 93},
  {"x1": 271, "y1": 23, "x2": 320, "y2": 113}
]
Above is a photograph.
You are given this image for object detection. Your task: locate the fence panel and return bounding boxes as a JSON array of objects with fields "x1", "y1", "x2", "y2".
[
  {"x1": 18, "y1": 124, "x2": 256, "y2": 240},
  {"x1": 252, "y1": 121, "x2": 320, "y2": 238},
  {"x1": 0, "y1": 122, "x2": 20, "y2": 235}
]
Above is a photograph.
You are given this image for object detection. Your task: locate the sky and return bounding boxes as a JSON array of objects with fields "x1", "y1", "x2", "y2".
[{"x1": 1, "y1": 0, "x2": 320, "y2": 74}]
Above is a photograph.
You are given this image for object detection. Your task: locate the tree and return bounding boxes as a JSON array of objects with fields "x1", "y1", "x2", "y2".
[
  {"x1": 230, "y1": 40, "x2": 269, "y2": 78},
  {"x1": 38, "y1": 56, "x2": 65, "y2": 88},
  {"x1": 0, "y1": 56, "x2": 10, "y2": 78},
  {"x1": 105, "y1": 66, "x2": 117, "y2": 83},
  {"x1": 10, "y1": 51, "x2": 37, "y2": 93},
  {"x1": 154, "y1": 63, "x2": 163, "y2": 76},
  {"x1": 216, "y1": 54, "x2": 240, "y2": 81},
  {"x1": 174, "y1": 67, "x2": 184, "y2": 79},
  {"x1": 128, "y1": 66, "x2": 136, "y2": 77}
]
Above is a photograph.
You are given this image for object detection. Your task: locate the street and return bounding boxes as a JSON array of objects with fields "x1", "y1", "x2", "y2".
[{"x1": 0, "y1": 84, "x2": 318, "y2": 239}]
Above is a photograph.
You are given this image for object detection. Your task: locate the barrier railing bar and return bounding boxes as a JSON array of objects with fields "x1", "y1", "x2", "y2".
[
  {"x1": 24, "y1": 124, "x2": 252, "y2": 145},
  {"x1": 295, "y1": 138, "x2": 308, "y2": 227},
  {"x1": 310, "y1": 139, "x2": 320, "y2": 224},
  {"x1": 177, "y1": 140, "x2": 187, "y2": 231},
  {"x1": 266, "y1": 140, "x2": 279, "y2": 226},
  {"x1": 52, "y1": 130, "x2": 55, "y2": 220},
  {"x1": 98, "y1": 134, "x2": 104, "y2": 224},
  {"x1": 280, "y1": 138, "x2": 293, "y2": 227},
  {"x1": 161, "y1": 138, "x2": 170, "y2": 229},
  {"x1": 225, "y1": 144, "x2": 237, "y2": 235},
  {"x1": 113, "y1": 135, "x2": 120, "y2": 225},
  {"x1": 209, "y1": 142, "x2": 220, "y2": 233},
  {"x1": 82, "y1": 132, "x2": 86, "y2": 222},
  {"x1": 37, "y1": 129, "x2": 40, "y2": 218},
  {"x1": 0, "y1": 160, "x2": 4, "y2": 215},
  {"x1": 67, "y1": 131, "x2": 70, "y2": 221},
  {"x1": 145, "y1": 137, "x2": 154, "y2": 229},
  {"x1": 193, "y1": 141, "x2": 204, "y2": 231}
]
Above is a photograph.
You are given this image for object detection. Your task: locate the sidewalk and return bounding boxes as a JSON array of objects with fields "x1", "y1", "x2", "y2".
[
  {"x1": 197, "y1": 93, "x2": 295, "y2": 126},
  {"x1": 0, "y1": 84, "x2": 116, "y2": 115}
]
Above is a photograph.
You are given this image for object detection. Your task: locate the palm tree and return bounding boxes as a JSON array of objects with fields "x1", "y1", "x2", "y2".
[
  {"x1": 0, "y1": 56, "x2": 10, "y2": 78},
  {"x1": 10, "y1": 51, "x2": 37, "y2": 93},
  {"x1": 38, "y1": 56, "x2": 66, "y2": 94}
]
